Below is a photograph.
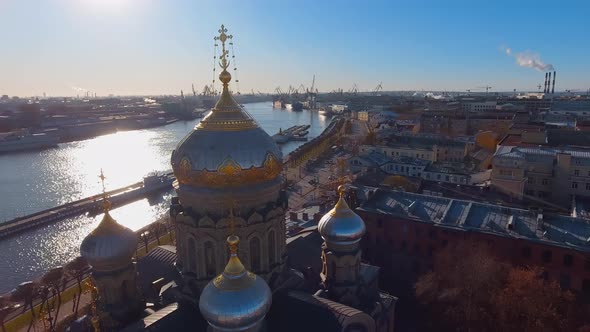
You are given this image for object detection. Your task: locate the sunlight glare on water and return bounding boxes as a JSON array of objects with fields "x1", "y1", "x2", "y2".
[{"x1": 0, "y1": 102, "x2": 330, "y2": 293}]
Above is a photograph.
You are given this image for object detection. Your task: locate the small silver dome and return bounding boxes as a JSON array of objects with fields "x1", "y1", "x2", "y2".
[
  {"x1": 199, "y1": 235, "x2": 272, "y2": 331},
  {"x1": 318, "y1": 186, "x2": 366, "y2": 249},
  {"x1": 80, "y1": 212, "x2": 138, "y2": 272}
]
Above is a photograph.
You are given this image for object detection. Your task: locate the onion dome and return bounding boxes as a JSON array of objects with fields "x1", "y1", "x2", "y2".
[
  {"x1": 80, "y1": 198, "x2": 137, "y2": 272},
  {"x1": 318, "y1": 185, "x2": 366, "y2": 249},
  {"x1": 199, "y1": 235, "x2": 272, "y2": 331},
  {"x1": 171, "y1": 25, "x2": 282, "y2": 199}
]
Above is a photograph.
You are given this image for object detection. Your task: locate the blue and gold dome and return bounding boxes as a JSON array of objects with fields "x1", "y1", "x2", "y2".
[
  {"x1": 171, "y1": 25, "x2": 282, "y2": 199},
  {"x1": 318, "y1": 185, "x2": 366, "y2": 250},
  {"x1": 80, "y1": 199, "x2": 137, "y2": 272},
  {"x1": 199, "y1": 235, "x2": 272, "y2": 331}
]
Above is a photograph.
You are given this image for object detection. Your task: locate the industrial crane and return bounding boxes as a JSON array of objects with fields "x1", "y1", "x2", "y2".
[
  {"x1": 348, "y1": 83, "x2": 358, "y2": 95},
  {"x1": 372, "y1": 82, "x2": 383, "y2": 96},
  {"x1": 477, "y1": 86, "x2": 492, "y2": 94},
  {"x1": 192, "y1": 84, "x2": 197, "y2": 97}
]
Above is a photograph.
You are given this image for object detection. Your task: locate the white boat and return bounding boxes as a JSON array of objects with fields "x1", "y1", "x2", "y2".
[{"x1": 0, "y1": 131, "x2": 59, "y2": 153}]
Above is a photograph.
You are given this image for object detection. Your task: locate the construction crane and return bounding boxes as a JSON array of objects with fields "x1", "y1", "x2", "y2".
[
  {"x1": 192, "y1": 84, "x2": 196, "y2": 97},
  {"x1": 372, "y1": 82, "x2": 383, "y2": 96},
  {"x1": 537, "y1": 84, "x2": 542, "y2": 92},
  {"x1": 477, "y1": 86, "x2": 492, "y2": 94},
  {"x1": 348, "y1": 83, "x2": 358, "y2": 95},
  {"x1": 202, "y1": 84, "x2": 216, "y2": 96}
]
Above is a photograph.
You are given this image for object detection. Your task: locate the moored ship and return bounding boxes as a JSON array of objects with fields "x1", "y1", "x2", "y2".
[{"x1": 0, "y1": 131, "x2": 59, "y2": 153}]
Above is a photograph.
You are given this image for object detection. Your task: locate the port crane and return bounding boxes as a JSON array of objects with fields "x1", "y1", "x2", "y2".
[
  {"x1": 477, "y1": 86, "x2": 492, "y2": 94},
  {"x1": 372, "y1": 82, "x2": 383, "y2": 96},
  {"x1": 202, "y1": 84, "x2": 216, "y2": 96}
]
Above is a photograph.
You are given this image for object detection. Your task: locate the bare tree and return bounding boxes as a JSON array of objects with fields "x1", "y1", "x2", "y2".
[
  {"x1": 10, "y1": 281, "x2": 38, "y2": 332},
  {"x1": 41, "y1": 266, "x2": 65, "y2": 331},
  {"x1": 0, "y1": 296, "x2": 17, "y2": 332},
  {"x1": 64, "y1": 256, "x2": 88, "y2": 317}
]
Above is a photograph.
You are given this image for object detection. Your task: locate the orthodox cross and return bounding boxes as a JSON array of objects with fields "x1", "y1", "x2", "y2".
[
  {"x1": 214, "y1": 24, "x2": 232, "y2": 71},
  {"x1": 98, "y1": 169, "x2": 111, "y2": 212}
]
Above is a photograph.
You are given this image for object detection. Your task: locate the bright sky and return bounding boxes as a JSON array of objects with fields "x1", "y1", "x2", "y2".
[{"x1": 1, "y1": 0, "x2": 589, "y2": 97}]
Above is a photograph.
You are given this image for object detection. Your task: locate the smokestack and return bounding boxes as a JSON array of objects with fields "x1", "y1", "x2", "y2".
[
  {"x1": 552, "y1": 71, "x2": 556, "y2": 94},
  {"x1": 543, "y1": 72, "x2": 548, "y2": 93},
  {"x1": 547, "y1": 72, "x2": 552, "y2": 94}
]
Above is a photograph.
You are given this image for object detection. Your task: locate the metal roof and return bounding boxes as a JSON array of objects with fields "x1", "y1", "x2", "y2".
[{"x1": 358, "y1": 189, "x2": 590, "y2": 253}]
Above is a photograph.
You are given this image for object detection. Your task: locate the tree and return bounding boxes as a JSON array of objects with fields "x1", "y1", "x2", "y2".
[
  {"x1": 416, "y1": 242, "x2": 584, "y2": 331},
  {"x1": 64, "y1": 256, "x2": 89, "y2": 317},
  {"x1": 0, "y1": 296, "x2": 17, "y2": 332},
  {"x1": 415, "y1": 242, "x2": 506, "y2": 331},
  {"x1": 10, "y1": 281, "x2": 38, "y2": 332},
  {"x1": 493, "y1": 266, "x2": 575, "y2": 332},
  {"x1": 40, "y1": 266, "x2": 65, "y2": 331}
]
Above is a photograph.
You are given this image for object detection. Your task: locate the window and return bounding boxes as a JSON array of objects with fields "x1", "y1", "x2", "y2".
[
  {"x1": 563, "y1": 254, "x2": 574, "y2": 267},
  {"x1": 542, "y1": 178, "x2": 549, "y2": 185},
  {"x1": 572, "y1": 182, "x2": 578, "y2": 189},
  {"x1": 429, "y1": 229, "x2": 437, "y2": 240},
  {"x1": 528, "y1": 177, "x2": 534, "y2": 185},
  {"x1": 437, "y1": 174, "x2": 441, "y2": 180},
  {"x1": 560, "y1": 273, "x2": 571, "y2": 289},
  {"x1": 204, "y1": 241, "x2": 216, "y2": 277},
  {"x1": 268, "y1": 230, "x2": 276, "y2": 265},
  {"x1": 521, "y1": 246, "x2": 531, "y2": 258},
  {"x1": 188, "y1": 237, "x2": 197, "y2": 273},
  {"x1": 445, "y1": 175, "x2": 450, "y2": 182},
  {"x1": 542, "y1": 250, "x2": 552, "y2": 263},
  {"x1": 575, "y1": 169, "x2": 580, "y2": 176},
  {"x1": 250, "y1": 237, "x2": 261, "y2": 272}
]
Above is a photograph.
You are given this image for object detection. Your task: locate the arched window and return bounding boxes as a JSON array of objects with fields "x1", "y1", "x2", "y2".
[
  {"x1": 188, "y1": 237, "x2": 197, "y2": 273},
  {"x1": 267, "y1": 230, "x2": 276, "y2": 266},
  {"x1": 204, "y1": 241, "x2": 216, "y2": 277},
  {"x1": 121, "y1": 280, "x2": 128, "y2": 302},
  {"x1": 250, "y1": 237, "x2": 261, "y2": 272}
]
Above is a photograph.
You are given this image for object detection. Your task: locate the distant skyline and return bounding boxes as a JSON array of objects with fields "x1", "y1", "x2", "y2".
[{"x1": 1, "y1": 0, "x2": 589, "y2": 97}]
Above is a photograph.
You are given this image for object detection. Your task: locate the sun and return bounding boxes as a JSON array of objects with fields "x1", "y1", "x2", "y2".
[{"x1": 78, "y1": 0, "x2": 135, "y2": 14}]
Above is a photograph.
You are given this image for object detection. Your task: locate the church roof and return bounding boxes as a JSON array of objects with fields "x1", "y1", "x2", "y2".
[
  {"x1": 137, "y1": 245, "x2": 178, "y2": 301},
  {"x1": 120, "y1": 302, "x2": 207, "y2": 332}
]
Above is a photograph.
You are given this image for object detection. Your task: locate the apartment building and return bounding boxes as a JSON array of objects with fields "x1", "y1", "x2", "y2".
[
  {"x1": 491, "y1": 145, "x2": 590, "y2": 204},
  {"x1": 355, "y1": 188, "x2": 590, "y2": 295}
]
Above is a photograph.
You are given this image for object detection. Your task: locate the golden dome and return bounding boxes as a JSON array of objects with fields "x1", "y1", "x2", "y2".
[
  {"x1": 171, "y1": 24, "x2": 282, "y2": 193},
  {"x1": 80, "y1": 204, "x2": 137, "y2": 272},
  {"x1": 199, "y1": 235, "x2": 272, "y2": 331},
  {"x1": 81, "y1": 171, "x2": 138, "y2": 272},
  {"x1": 318, "y1": 185, "x2": 366, "y2": 249}
]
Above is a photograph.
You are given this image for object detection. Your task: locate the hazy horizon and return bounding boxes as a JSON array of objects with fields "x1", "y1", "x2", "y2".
[{"x1": 1, "y1": 0, "x2": 589, "y2": 97}]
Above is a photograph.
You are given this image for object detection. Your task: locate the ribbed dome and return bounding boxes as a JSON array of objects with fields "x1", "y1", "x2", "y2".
[
  {"x1": 171, "y1": 74, "x2": 282, "y2": 190},
  {"x1": 80, "y1": 211, "x2": 137, "y2": 272},
  {"x1": 318, "y1": 186, "x2": 366, "y2": 249},
  {"x1": 199, "y1": 235, "x2": 272, "y2": 331}
]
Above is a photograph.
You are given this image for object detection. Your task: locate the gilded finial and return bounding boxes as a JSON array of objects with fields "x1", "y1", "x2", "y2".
[
  {"x1": 331, "y1": 184, "x2": 353, "y2": 217},
  {"x1": 98, "y1": 169, "x2": 111, "y2": 212},
  {"x1": 214, "y1": 24, "x2": 233, "y2": 84}
]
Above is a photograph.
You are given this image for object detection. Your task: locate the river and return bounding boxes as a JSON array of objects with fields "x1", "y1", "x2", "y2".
[{"x1": 0, "y1": 102, "x2": 330, "y2": 293}]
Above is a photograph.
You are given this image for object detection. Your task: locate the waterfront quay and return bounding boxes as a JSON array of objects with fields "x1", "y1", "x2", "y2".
[{"x1": 0, "y1": 173, "x2": 174, "y2": 239}]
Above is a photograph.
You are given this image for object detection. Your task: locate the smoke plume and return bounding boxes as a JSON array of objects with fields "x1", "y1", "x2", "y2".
[{"x1": 501, "y1": 46, "x2": 554, "y2": 71}]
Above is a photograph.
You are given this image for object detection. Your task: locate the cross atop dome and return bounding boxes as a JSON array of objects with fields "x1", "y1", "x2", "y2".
[
  {"x1": 214, "y1": 24, "x2": 232, "y2": 75},
  {"x1": 98, "y1": 168, "x2": 111, "y2": 212}
]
